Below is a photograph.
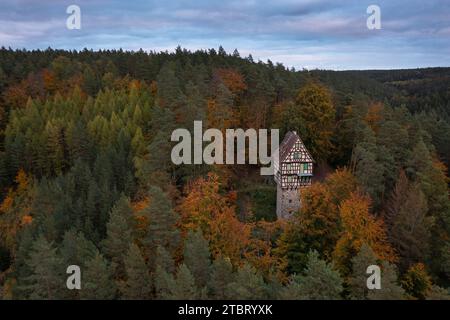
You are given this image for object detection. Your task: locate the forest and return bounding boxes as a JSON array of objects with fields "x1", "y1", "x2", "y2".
[{"x1": 0, "y1": 46, "x2": 449, "y2": 300}]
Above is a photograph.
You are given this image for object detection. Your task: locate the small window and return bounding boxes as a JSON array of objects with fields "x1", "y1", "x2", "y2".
[
  {"x1": 303, "y1": 163, "x2": 309, "y2": 171},
  {"x1": 293, "y1": 152, "x2": 300, "y2": 160}
]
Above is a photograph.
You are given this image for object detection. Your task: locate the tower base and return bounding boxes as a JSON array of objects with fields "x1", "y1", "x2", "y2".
[{"x1": 276, "y1": 185, "x2": 301, "y2": 219}]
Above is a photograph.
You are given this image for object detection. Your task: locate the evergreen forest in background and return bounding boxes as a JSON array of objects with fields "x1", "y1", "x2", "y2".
[{"x1": 0, "y1": 46, "x2": 449, "y2": 300}]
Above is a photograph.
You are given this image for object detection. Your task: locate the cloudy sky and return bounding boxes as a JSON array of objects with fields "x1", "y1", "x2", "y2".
[{"x1": 1, "y1": 0, "x2": 449, "y2": 70}]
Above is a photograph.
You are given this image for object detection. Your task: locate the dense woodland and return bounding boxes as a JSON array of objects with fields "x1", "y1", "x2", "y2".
[{"x1": 0, "y1": 46, "x2": 449, "y2": 300}]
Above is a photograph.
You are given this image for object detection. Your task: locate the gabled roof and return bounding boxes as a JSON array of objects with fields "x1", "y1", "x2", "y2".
[{"x1": 279, "y1": 131, "x2": 315, "y2": 163}]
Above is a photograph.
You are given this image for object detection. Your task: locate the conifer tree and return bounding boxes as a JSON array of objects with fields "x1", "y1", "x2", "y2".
[
  {"x1": 60, "y1": 229, "x2": 98, "y2": 299},
  {"x1": 120, "y1": 243, "x2": 152, "y2": 300},
  {"x1": 349, "y1": 243, "x2": 378, "y2": 300},
  {"x1": 295, "y1": 251, "x2": 343, "y2": 300},
  {"x1": 101, "y1": 195, "x2": 134, "y2": 278},
  {"x1": 80, "y1": 252, "x2": 116, "y2": 300},
  {"x1": 165, "y1": 264, "x2": 199, "y2": 300},
  {"x1": 183, "y1": 230, "x2": 211, "y2": 289},
  {"x1": 426, "y1": 285, "x2": 450, "y2": 300},
  {"x1": 208, "y1": 256, "x2": 234, "y2": 299},
  {"x1": 368, "y1": 262, "x2": 405, "y2": 300},
  {"x1": 225, "y1": 264, "x2": 267, "y2": 300},
  {"x1": 385, "y1": 171, "x2": 430, "y2": 271},
  {"x1": 154, "y1": 246, "x2": 175, "y2": 299},
  {"x1": 21, "y1": 234, "x2": 65, "y2": 300},
  {"x1": 60, "y1": 229, "x2": 98, "y2": 268},
  {"x1": 144, "y1": 186, "x2": 180, "y2": 256}
]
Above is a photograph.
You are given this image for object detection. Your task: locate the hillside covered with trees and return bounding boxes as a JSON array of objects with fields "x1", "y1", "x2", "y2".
[{"x1": 0, "y1": 47, "x2": 449, "y2": 300}]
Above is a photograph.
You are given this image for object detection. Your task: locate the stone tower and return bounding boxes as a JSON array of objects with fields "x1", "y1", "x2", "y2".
[{"x1": 274, "y1": 131, "x2": 314, "y2": 219}]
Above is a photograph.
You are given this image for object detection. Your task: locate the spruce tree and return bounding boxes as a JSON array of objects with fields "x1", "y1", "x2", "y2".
[
  {"x1": 61, "y1": 229, "x2": 98, "y2": 268},
  {"x1": 368, "y1": 262, "x2": 405, "y2": 300},
  {"x1": 183, "y1": 230, "x2": 211, "y2": 289},
  {"x1": 208, "y1": 256, "x2": 234, "y2": 299},
  {"x1": 21, "y1": 234, "x2": 65, "y2": 300},
  {"x1": 120, "y1": 243, "x2": 152, "y2": 300},
  {"x1": 154, "y1": 246, "x2": 175, "y2": 299},
  {"x1": 385, "y1": 171, "x2": 430, "y2": 271},
  {"x1": 80, "y1": 252, "x2": 116, "y2": 300},
  {"x1": 349, "y1": 243, "x2": 378, "y2": 300},
  {"x1": 225, "y1": 264, "x2": 266, "y2": 300},
  {"x1": 165, "y1": 264, "x2": 199, "y2": 300},
  {"x1": 296, "y1": 251, "x2": 343, "y2": 300},
  {"x1": 101, "y1": 195, "x2": 134, "y2": 278},
  {"x1": 144, "y1": 186, "x2": 180, "y2": 256}
]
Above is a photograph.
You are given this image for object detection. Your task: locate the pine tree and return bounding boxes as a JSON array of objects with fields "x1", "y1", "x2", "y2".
[
  {"x1": 208, "y1": 256, "x2": 234, "y2": 299},
  {"x1": 295, "y1": 251, "x2": 343, "y2": 300},
  {"x1": 351, "y1": 126, "x2": 388, "y2": 208},
  {"x1": 368, "y1": 262, "x2": 405, "y2": 300},
  {"x1": 60, "y1": 229, "x2": 98, "y2": 268},
  {"x1": 120, "y1": 243, "x2": 152, "y2": 300},
  {"x1": 60, "y1": 229, "x2": 98, "y2": 299},
  {"x1": 165, "y1": 264, "x2": 199, "y2": 300},
  {"x1": 154, "y1": 246, "x2": 175, "y2": 299},
  {"x1": 385, "y1": 171, "x2": 430, "y2": 271},
  {"x1": 144, "y1": 186, "x2": 180, "y2": 256},
  {"x1": 183, "y1": 230, "x2": 211, "y2": 289},
  {"x1": 407, "y1": 139, "x2": 450, "y2": 280},
  {"x1": 426, "y1": 285, "x2": 450, "y2": 300},
  {"x1": 225, "y1": 264, "x2": 267, "y2": 300},
  {"x1": 80, "y1": 252, "x2": 116, "y2": 300},
  {"x1": 278, "y1": 277, "x2": 303, "y2": 300},
  {"x1": 20, "y1": 234, "x2": 65, "y2": 300},
  {"x1": 349, "y1": 243, "x2": 378, "y2": 300},
  {"x1": 101, "y1": 195, "x2": 134, "y2": 278}
]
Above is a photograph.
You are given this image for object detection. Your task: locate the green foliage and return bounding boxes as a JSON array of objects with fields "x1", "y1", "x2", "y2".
[
  {"x1": 349, "y1": 243, "x2": 378, "y2": 300},
  {"x1": 164, "y1": 264, "x2": 200, "y2": 300},
  {"x1": 385, "y1": 171, "x2": 430, "y2": 271},
  {"x1": 19, "y1": 234, "x2": 64, "y2": 300},
  {"x1": 225, "y1": 264, "x2": 267, "y2": 300},
  {"x1": 0, "y1": 48, "x2": 449, "y2": 300},
  {"x1": 277, "y1": 82, "x2": 335, "y2": 160},
  {"x1": 120, "y1": 243, "x2": 152, "y2": 300},
  {"x1": 101, "y1": 195, "x2": 134, "y2": 278},
  {"x1": 293, "y1": 251, "x2": 343, "y2": 300},
  {"x1": 208, "y1": 256, "x2": 234, "y2": 299},
  {"x1": 368, "y1": 262, "x2": 405, "y2": 300},
  {"x1": 143, "y1": 186, "x2": 180, "y2": 255},
  {"x1": 183, "y1": 230, "x2": 211, "y2": 289},
  {"x1": 80, "y1": 252, "x2": 116, "y2": 300}
]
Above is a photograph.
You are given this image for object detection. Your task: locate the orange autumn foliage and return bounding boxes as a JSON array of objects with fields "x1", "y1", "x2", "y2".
[
  {"x1": 177, "y1": 173, "x2": 252, "y2": 266},
  {"x1": 0, "y1": 169, "x2": 34, "y2": 249},
  {"x1": 3, "y1": 82, "x2": 29, "y2": 109},
  {"x1": 132, "y1": 196, "x2": 150, "y2": 234},
  {"x1": 364, "y1": 102, "x2": 384, "y2": 133},
  {"x1": 42, "y1": 69, "x2": 58, "y2": 93},
  {"x1": 247, "y1": 220, "x2": 288, "y2": 282},
  {"x1": 21, "y1": 215, "x2": 33, "y2": 225},
  {"x1": 215, "y1": 68, "x2": 247, "y2": 95},
  {"x1": 209, "y1": 207, "x2": 252, "y2": 266},
  {"x1": 333, "y1": 192, "x2": 397, "y2": 274},
  {"x1": 206, "y1": 98, "x2": 236, "y2": 130}
]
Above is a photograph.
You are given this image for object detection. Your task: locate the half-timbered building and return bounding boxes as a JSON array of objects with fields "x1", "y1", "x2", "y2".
[{"x1": 274, "y1": 131, "x2": 314, "y2": 219}]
